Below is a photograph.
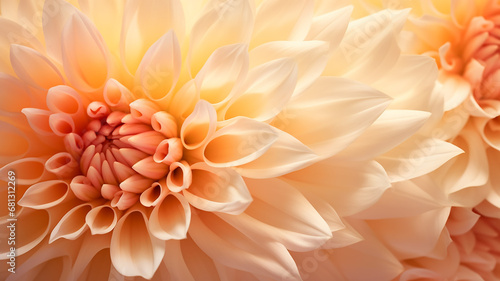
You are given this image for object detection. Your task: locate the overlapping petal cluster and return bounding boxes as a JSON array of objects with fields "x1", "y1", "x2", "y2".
[{"x1": 0, "y1": 0, "x2": 464, "y2": 281}]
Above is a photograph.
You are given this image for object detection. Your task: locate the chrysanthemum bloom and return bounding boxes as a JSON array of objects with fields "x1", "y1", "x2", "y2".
[{"x1": 0, "y1": 0, "x2": 461, "y2": 280}]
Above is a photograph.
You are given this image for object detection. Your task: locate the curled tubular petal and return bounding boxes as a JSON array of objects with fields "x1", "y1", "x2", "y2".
[
  {"x1": 149, "y1": 192, "x2": 191, "y2": 240},
  {"x1": 167, "y1": 161, "x2": 192, "y2": 192}
]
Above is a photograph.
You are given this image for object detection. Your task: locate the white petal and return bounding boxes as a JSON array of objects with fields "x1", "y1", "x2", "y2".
[
  {"x1": 273, "y1": 77, "x2": 391, "y2": 156},
  {"x1": 183, "y1": 163, "x2": 252, "y2": 215},
  {"x1": 249, "y1": 41, "x2": 328, "y2": 96},
  {"x1": 149, "y1": 193, "x2": 191, "y2": 240},
  {"x1": 376, "y1": 136, "x2": 464, "y2": 182},
  {"x1": 18, "y1": 180, "x2": 69, "y2": 209},
  {"x1": 195, "y1": 43, "x2": 249, "y2": 108},
  {"x1": 188, "y1": 0, "x2": 254, "y2": 75},
  {"x1": 189, "y1": 211, "x2": 301, "y2": 280},
  {"x1": 120, "y1": 0, "x2": 184, "y2": 74},
  {"x1": 111, "y1": 209, "x2": 165, "y2": 279},
  {"x1": 336, "y1": 110, "x2": 431, "y2": 161},
  {"x1": 203, "y1": 117, "x2": 278, "y2": 167},
  {"x1": 61, "y1": 11, "x2": 110, "y2": 91},
  {"x1": 305, "y1": 6, "x2": 352, "y2": 51},
  {"x1": 181, "y1": 100, "x2": 217, "y2": 150},
  {"x1": 223, "y1": 58, "x2": 297, "y2": 121},
  {"x1": 284, "y1": 159, "x2": 391, "y2": 216},
  {"x1": 219, "y1": 177, "x2": 331, "y2": 252},
  {"x1": 440, "y1": 74, "x2": 471, "y2": 111},
  {"x1": 135, "y1": 31, "x2": 182, "y2": 103}
]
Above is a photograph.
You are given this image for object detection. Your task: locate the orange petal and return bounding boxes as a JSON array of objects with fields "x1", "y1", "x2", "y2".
[
  {"x1": 87, "y1": 101, "x2": 110, "y2": 119},
  {"x1": 50, "y1": 203, "x2": 92, "y2": 243},
  {"x1": 45, "y1": 152, "x2": 79, "y2": 178},
  {"x1": 149, "y1": 193, "x2": 190, "y2": 240},
  {"x1": 111, "y1": 191, "x2": 140, "y2": 210},
  {"x1": 132, "y1": 156, "x2": 169, "y2": 180},
  {"x1": 180, "y1": 100, "x2": 217, "y2": 150},
  {"x1": 18, "y1": 180, "x2": 70, "y2": 209},
  {"x1": 167, "y1": 161, "x2": 192, "y2": 192},
  {"x1": 103, "y1": 78, "x2": 134, "y2": 112},
  {"x1": 126, "y1": 131, "x2": 165, "y2": 155},
  {"x1": 151, "y1": 111, "x2": 178, "y2": 138},
  {"x1": 119, "y1": 174, "x2": 154, "y2": 193},
  {"x1": 49, "y1": 113, "x2": 75, "y2": 136},
  {"x1": 101, "y1": 184, "x2": 121, "y2": 200},
  {"x1": 153, "y1": 138, "x2": 183, "y2": 165},
  {"x1": 129, "y1": 99, "x2": 160, "y2": 124},
  {"x1": 70, "y1": 175, "x2": 101, "y2": 201},
  {"x1": 86, "y1": 204, "x2": 121, "y2": 235},
  {"x1": 140, "y1": 181, "x2": 166, "y2": 207}
]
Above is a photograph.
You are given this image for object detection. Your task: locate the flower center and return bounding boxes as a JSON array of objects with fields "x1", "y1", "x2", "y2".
[{"x1": 63, "y1": 100, "x2": 186, "y2": 210}]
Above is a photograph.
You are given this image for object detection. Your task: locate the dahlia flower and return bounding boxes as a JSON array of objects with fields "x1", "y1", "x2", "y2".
[{"x1": 0, "y1": 0, "x2": 460, "y2": 280}]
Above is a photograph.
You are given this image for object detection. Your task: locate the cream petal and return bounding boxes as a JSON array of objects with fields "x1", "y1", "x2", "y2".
[
  {"x1": 120, "y1": 0, "x2": 184, "y2": 74},
  {"x1": 440, "y1": 74, "x2": 471, "y2": 111},
  {"x1": 166, "y1": 161, "x2": 192, "y2": 192},
  {"x1": 111, "y1": 191, "x2": 140, "y2": 210},
  {"x1": 70, "y1": 175, "x2": 101, "y2": 201},
  {"x1": 49, "y1": 113, "x2": 75, "y2": 136},
  {"x1": 61, "y1": 12, "x2": 110, "y2": 91},
  {"x1": 119, "y1": 174, "x2": 154, "y2": 193},
  {"x1": 431, "y1": 125, "x2": 489, "y2": 207},
  {"x1": 18, "y1": 180, "x2": 70, "y2": 209},
  {"x1": 305, "y1": 6, "x2": 352, "y2": 51},
  {"x1": 103, "y1": 79, "x2": 135, "y2": 112},
  {"x1": 10, "y1": 44, "x2": 64, "y2": 90},
  {"x1": 367, "y1": 207, "x2": 451, "y2": 260},
  {"x1": 336, "y1": 110, "x2": 431, "y2": 161},
  {"x1": 151, "y1": 111, "x2": 178, "y2": 138},
  {"x1": 149, "y1": 193, "x2": 191, "y2": 240},
  {"x1": 0, "y1": 74, "x2": 37, "y2": 115},
  {"x1": 110, "y1": 209, "x2": 165, "y2": 279},
  {"x1": 125, "y1": 131, "x2": 165, "y2": 155},
  {"x1": 327, "y1": 9, "x2": 407, "y2": 84},
  {"x1": 273, "y1": 77, "x2": 391, "y2": 157},
  {"x1": 42, "y1": 0, "x2": 80, "y2": 63},
  {"x1": 219, "y1": 177, "x2": 331, "y2": 252},
  {"x1": 86, "y1": 204, "x2": 120, "y2": 235},
  {"x1": 203, "y1": 117, "x2": 278, "y2": 167},
  {"x1": 46, "y1": 85, "x2": 87, "y2": 129},
  {"x1": 223, "y1": 58, "x2": 297, "y2": 121},
  {"x1": 50, "y1": 203, "x2": 92, "y2": 243},
  {"x1": 21, "y1": 108, "x2": 55, "y2": 136},
  {"x1": 129, "y1": 99, "x2": 160, "y2": 124},
  {"x1": 0, "y1": 17, "x2": 44, "y2": 75},
  {"x1": 477, "y1": 116, "x2": 500, "y2": 151},
  {"x1": 189, "y1": 211, "x2": 301, "y2": 280},
  {"x1": 235, "y1": 128, "x2": 318, "y2": 178},
  {"x1": 188, "y1": 0, "x2": 253, "y2": 76},
  {"x1": 194, "y1": 43, "x2": 249, "y2": 108},
  {"x1": 285, "y1": 159, "x2": 391, "y2": 216},
  {"x1": 249, "y1": 41, "x2": 328, "y2": 96},
  {"x1": 168, "y1": 79, "x2": 200, "y2": 121},
  {"x1": 183, "y1": 163, "x2": 251, "y2": 215},
  {"x1": 132, "y1": 156, "x2": 169, "y2": 180},
  {"x1": 45, "y1": 152, "x2": 80, "y2": 178},
  {"x1": 181, "y1": 100, "x2": 217, "y2": 150},
  {"x1": 376, "y1": 136, "x2": 464, "y2": 182},
  {"x1": 0, "y1": 157, "x2": 47, "y2": 185},
  {"x1": 78, "y1": 0, "x2": 124, "y2": 54},
  {"x1": 135, "y1": 31, "x2": 182, "y2": 102},
  {"x1": 251, "y1": 0, "x2": 313, "y2": 47}
]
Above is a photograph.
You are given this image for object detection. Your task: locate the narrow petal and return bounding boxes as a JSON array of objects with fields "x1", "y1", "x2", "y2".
[
  {"x1": 223, "y1": 58, "x2": 297, "y2": 121},
  {"x1": 153, "y1": 138, "x2": 183, "y2": 165},
  {"x1": 10, "y1": 44, "x2": 64, "y2": 89},
  {"x1": 132, "y1": 156, "x2": 170, "y2": 180},
  {"x1": 135, "y1": 31, "x2": 182, "y2": 102},
  {"x1": 194, "y1": 43, "x2": 249, "y2": 107},
  {"x1": 117, "y1": 147, "x2": 149, "y2": 167},
  {"x1": 219, "y1": 177, "x2": 332, "y2": 252},
  {"x1": 103, "y1": 78, "x2": 135, "y2": 112},
  {"x1": 167, "y1": 161, "x2": 192, "y2": 192},
  {"x1": 110, "y1": 209, "x2": 165, "y2": 279},
  {"x1": 305, "y1": 6, "x2": 352, "y2": 51},
  {"x1": 120, "y1": 0, "x2": 184, "y2": 74},
  {"x1": 249, "y1": 41, "x2": 328, "y2": 96},
  {"x1": 101, "y1": 184, "x2": 120, "y2": 200},
  {"x1": 188, "y1": 0, "x2": 253, "y2": 75},
  {"x1": 111, "y1": 191, "x2": 140, "y2": 210},
  {"x1": 273, "y1": 77, "x2": 391, "y2": 156},
  {"x1": 61, "y1": 12, "x2": 110, "y2": 91},
  {"x1": 151, "y1": 111, "x2": 178, "y2": 138},
  {"x1": 22, "y1": 108, "x2": 55, "y2": 136},
  {"x1": 45, "y1": 152, "x2": 80, "y2": 178},
  {"x1": 149, "y1": 193, "x2": 191, "y2": 240},
  {"x1": 336, "y1": 110, "x2": 431, "y2": 161},
  {"x1": 70, "y1": 175, "x2": 101, "y2": 201},
  {"x1": 140, "y1": 181, "x2": 165, "y2": 207},
  {"x1": 125, "y1": 131, "x2": 165, "y2": 155},
  {"x1": 183, "y1": 163, "x2": 252, "y2": 215},
  {"x1": 64, "y1": 133, "x2": 84, "y2": 159},
  {"x1": 376, "y1": 136, "x2": 464, "y2": 182},
  {"x1": 86, "y1": 204, "x2": 120, "y2": 235},
  {"x1": 189, "y1": 211, "x2": 301, "y2": 280},
  {"x1": 50, "y1": 204, "x2": 92, "y2": 243},
  {"x1": 18, "y1": 180, "x2": 70, "y2": 209},
  {"x1": 49, "y1": 113, "x2": 75, "y2": 136},
  {"x1": 119, "y1": 174, "x2": 155, "y2": 193},
  {"x1": 181, "y1": 100, "x2": 217, "y2": 150},
  {"x1": 203, "y1": 117, "x2": 278, "y2": 167}
]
